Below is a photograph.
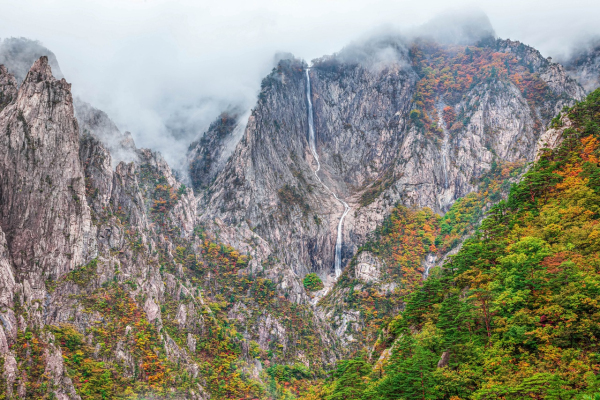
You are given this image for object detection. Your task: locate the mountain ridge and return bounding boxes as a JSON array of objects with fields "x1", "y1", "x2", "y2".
[{"x1": 0, "y1": 28, "x2": 597, "y2": 399}]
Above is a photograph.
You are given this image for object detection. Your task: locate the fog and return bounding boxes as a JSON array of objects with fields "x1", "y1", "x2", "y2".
[{"x1": 0, "y1": 0, "x2": 598, "y2": 171}]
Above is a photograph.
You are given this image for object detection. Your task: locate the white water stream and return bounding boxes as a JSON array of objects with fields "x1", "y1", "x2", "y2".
[
  {"x1": 436, "y1": 101, "x2": 450, "y2": 190},
  {"x1": 305, "y1": 69, "x2": 350, "y2": 278}
]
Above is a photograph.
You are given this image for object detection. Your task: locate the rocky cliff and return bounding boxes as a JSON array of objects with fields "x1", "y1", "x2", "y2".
[
  {"x1": 317, "y1": 86, "x2": 600, "y2": 400},
  {"x1": 75, "y1": 98, "x2": 138, "y2": 166},
  {"x1": 0, "y1": 29, "x2": 594, "y2": 399},
  {"x1": 197, "y1": 59, "x2": 344, "y2": 298},
  {"x1": 0, "y1": 56, "x2": 95, "y2": 315},
  {"x1": 195, "y1": 36, "x2": 585, "y2": 302},
  {"x1": 0, "y1": 56, "x2": 94, "y2": 398},
  {"x1": 185, "y1": 36, "x2": 587, "y2": 357},
  {"x1": 0, "y1": 55, "x2": 337, "y2": 399}
]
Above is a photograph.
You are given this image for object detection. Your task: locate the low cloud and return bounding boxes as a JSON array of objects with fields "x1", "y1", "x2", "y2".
[
  {"x1": 0, "y1": 1, "x2": 598, "y2": 175},
  {"x1": 408, "y1": 9, "x2": 495, "y2": 45}
]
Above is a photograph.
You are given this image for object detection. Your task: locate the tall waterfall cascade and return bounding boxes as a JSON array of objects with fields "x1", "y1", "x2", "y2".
[
  {"x1": 436, "y1": 100, "x2": 450, "y2": 190},
  {"x1": 305, "y1": 69, "x2": 350, "y2": 278}
]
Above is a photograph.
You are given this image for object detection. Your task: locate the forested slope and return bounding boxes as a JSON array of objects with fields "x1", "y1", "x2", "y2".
[{"x1": 307, "y1": 89, "x2": 600, "y2": 399}]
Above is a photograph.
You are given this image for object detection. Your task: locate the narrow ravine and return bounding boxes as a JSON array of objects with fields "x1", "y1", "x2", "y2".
[{"x1": 305, "y1": 68, "x2": 350, "y2": 278}]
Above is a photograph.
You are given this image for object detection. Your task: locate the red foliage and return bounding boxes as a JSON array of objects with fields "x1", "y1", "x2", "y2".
[
  {"x1": 443, "y1": 106, "x2": 456, "y2": 128},
  {"x1": 409, "y1": 41, "x2": 551, "y2": 135}
]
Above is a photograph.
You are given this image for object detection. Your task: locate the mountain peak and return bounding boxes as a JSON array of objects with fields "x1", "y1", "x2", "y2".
[
  {"x1": 24, "y1": 56, "x2": 54, "y2": 83},
  {"x1": 0, "y1": 37, "x2": 63, "y2": 84}
]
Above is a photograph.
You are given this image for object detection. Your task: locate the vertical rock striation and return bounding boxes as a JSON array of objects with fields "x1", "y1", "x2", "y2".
[
  {"x1": 0, "y1": 56, "x2": 94, "y2": 313},
  {"x1": 0, "y1": 56, "x2": 94, "y2": 399},
  {"x1": 197, "y1": 38, "x2": 585, "y2": 302}
]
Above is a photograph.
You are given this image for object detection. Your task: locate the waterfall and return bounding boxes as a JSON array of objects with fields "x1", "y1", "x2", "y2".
[
  {"x1": 436, "y1": 100, "x2": 450, "y2": 190},
  {"x1": 422, "y1": 253, "x2": 437, "y2": 279},
  {"x1": 305, "y1": 69, "x2": 350, "y2": 278}
]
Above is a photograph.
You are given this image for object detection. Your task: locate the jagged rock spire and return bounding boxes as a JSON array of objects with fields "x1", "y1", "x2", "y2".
[{"x1": 0, "y1": 56, "x2": 94, "y2": 300}]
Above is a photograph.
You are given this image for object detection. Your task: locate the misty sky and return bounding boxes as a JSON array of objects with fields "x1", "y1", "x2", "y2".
[{"x1": 0, "y1": 0, "x2": 598, "y2": 171}]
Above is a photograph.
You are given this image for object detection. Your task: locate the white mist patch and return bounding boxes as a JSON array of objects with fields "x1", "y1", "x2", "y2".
[
  {"x1": 74, "y1": 98, "x2": 139, "y2": 167},
  {"x1": 221, "y1": 109, "x2": 252, "y2": 163}
]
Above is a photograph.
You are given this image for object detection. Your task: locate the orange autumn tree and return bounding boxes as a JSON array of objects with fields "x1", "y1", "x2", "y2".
[
  {"x1": 376, "y1": 206, "x2": 440, "y2": 296},
  {"x1": 409, "y1": 40, "x2": 553, "y2": 136}
]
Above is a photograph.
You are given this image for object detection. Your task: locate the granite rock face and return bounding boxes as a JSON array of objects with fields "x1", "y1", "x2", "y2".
[
  {"x1": 0, "y1": 52, "x2": 337, "y2": 398},
  {"x1": 0, "y1": 66, "x2": 17, "y2": 110},
  {"x1": 198, "y1": 59, "x2": 334, "y2": 303},
  {"x1": 75, "y1": 98, "x2": 138, "y2": 166},
  {"x1": 0, "y1": 57, "x2": 94, "y2": 398},
  {"x1": 0, "y1": 226, "x2": 17, "y2": 354},
  {"x1": 0, "y1": 57, "x2": 205, "y2": 398},
  {"x1": 196, "y1": 38, "x2": 585, "y2": 303},
  {"x1": 354, "y1": 251, "x2": 384, "y2": 283},
  {"x1": 0, "y1": 56, "x2": 95, "y2": 305}
]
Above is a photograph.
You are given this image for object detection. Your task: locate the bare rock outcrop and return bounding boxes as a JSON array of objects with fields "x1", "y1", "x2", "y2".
[
  {"x1": 0, "y1": 31, "x2": 593, "y2": 398},
  {"x1": 0, "y1": 56, "x2": 95, "y2": 315},
  {"x1": 75, "y1": 98, "x2": 138, "y2": 165},
  {"x1": 198, "y1": 38, "x2": 585, "y2": 300},
  {"x1": 354, "y1": 251, "x2": 384, "y2": 283},
  {"x1": 0, "y1": 55, "x2": 93, "y2": 399}
]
